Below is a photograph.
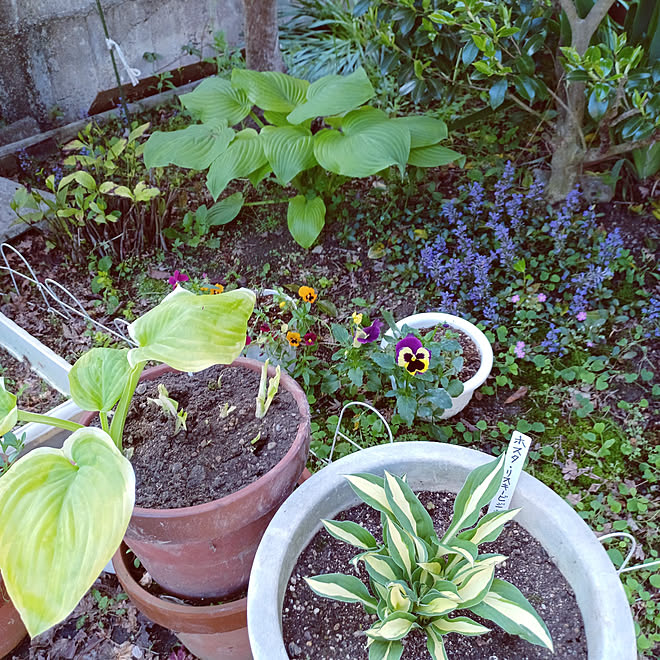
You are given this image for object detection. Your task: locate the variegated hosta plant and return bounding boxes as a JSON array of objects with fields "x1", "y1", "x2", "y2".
[
  {"x1": 305, "y1": 455, "x2": 554, "y2": 660},
  {"x1": 143, "y1": 67, "x2": 461, "y2": 249},
  {"x1": 0, "y1": 286, "x2": 255, "y2": 638}
]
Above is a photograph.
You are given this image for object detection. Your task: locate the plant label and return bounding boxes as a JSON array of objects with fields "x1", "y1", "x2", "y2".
[{"x1": 488, "y1": 431, "x2": 532, "y2": 513}]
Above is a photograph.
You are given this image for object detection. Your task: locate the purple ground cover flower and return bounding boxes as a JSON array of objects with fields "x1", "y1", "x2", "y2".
[
  {"x1": 537, "y1": 293, "x2": 547, "y2": 302},
  {"x1": 515, "y1": 341, "x2": 526, "y2": 358},
  {"x1": 576, "y1": 311, "x2": 587, "y2": 321}
]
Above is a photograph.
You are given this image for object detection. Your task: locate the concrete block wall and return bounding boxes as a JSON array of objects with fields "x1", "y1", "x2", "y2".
[{"x1": 0, "y1": 0, "x2": 244, "y2": 128}]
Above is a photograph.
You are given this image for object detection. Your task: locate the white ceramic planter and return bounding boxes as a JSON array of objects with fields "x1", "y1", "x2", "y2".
[
  {"x1": 385, "y1": 312, "x2": 493, "y2": 419},
  {"x1": 247, "y1": 442, "x2": 636, "y2": 660}
]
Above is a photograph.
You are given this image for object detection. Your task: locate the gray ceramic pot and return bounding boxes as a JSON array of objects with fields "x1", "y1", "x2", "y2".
[{"x1": 247, "y1": 442, "x2": 636, "y2": 660}]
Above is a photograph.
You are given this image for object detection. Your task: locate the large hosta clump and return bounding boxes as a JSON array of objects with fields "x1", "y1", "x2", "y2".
[{"x1": 144, "y1": 68, "x2": 460, "y2": 248}]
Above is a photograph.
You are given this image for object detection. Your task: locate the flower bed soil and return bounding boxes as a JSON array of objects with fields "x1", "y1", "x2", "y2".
[
  {"x1": 123, "y1": 364, "x2": 299, "y2": 509},
  {"x1": 0, "y1": 347, "x2": 65, "y2": 415},
  {"x1": 282, "y1": 490, "x2": 588, "y2": 660}
]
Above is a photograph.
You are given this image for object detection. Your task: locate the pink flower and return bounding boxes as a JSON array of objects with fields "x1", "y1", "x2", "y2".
[
  {"x1": 514, "y1": 341, "x2": 525, "y2": 358},
  {"x1": 576, "y1": 311, "x2": 587, "y2": 321},
  {"x1": 168, "y1": 270, "x2": 189, "y2": 288},
  {"x1": 245, "y1": 335, "x2": 252, "y2": 345},
  {"x1": 537, "y1": 293, "x2": 547, "y2": 302},
  {"x1": 586, "y1": 340, "x2": 594, "y2": 347},
  {"x1": 303, "y1": 332, "x2": 317, "y2": 346},
  {"x1": 260, "y1": 323, "x2": 271, "y2": 333},
  {"x1": 511, "y1": 294, "x2": 520, "y2": 303}
]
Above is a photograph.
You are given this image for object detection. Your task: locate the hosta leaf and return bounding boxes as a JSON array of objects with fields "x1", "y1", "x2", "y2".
[
  {"x1": 385, "y1": 520, "x2": 416, "y2": 579},
  {"x1": 180, "y1": 77, "x2": 252, "y2": 126},
  {"x1": 314, "y1": 107, "x2": 410, "y2": 177},
  {"x1": 143, "y1": 124, "x2": 234, "y2": 170},
  {"x1": 0, "y1": 378, "x2": 18, "y2": 435},
  {"x1": 383, "y1": 471, "x2": 436, "y2": 544},
  {"x1": 207, "y1": 192, "x2": 244, "y2": 226},
  {"x1": 206, "y1": 129, "x2": 267, "y2": 199},
  {"x1": 366, "y1": 611, "x2": 417, "y2": 641},
  {"x1": 458, "y1": 508, "x2": 521, "y2": 546},
  {"x1": 428, "y1": 615, "x2": 490, "y2": 636},
  {"x1": 363, "y1": 553, "x2": 405, "y2": 586},
  {"x1": 304, "y1": 574, "x2": 377, "y2": 612},
  {"x1": 345, "y1": 473, "x2": 392, "y2": 515},
  {"x1": 407, "y1": 144, "x2": 462, "y2": 168},
  {"x1": 471, "y1": 579, "x2": 554, "y2": 651},
  {"x1": 425, "y1": 626, "x2": 449, "y2": 660},
  {"x1": 231, "y1": 69, "x2": 309, "y2": 112},
  {"x1": 416, "y1": 591, "x2": 459, "y2": 617},
  {"x1": 260, "y1": 125, "x2": 316, "y2": 183},
  {"x1": 287, "y1": 67, "x2": 375, "y2": 124},
  {"x1": 68, "y1": 348, "x2": 131, "y2": 412},
  {"x1": 368, "y1": 639, "x2": 404, "y2": 660},
  {"x1": 128, "y1": 286, "x2": 255, "y2": 371},
  {"x1": 0, "y1": 427, "x2": 135, "y2": 637},
  {"x1": 442, "y1": 454, "x2": 506, "y2": 541},
  {"x1": 391, "y1": 116, "x2": 447, "y2": 148},
  {"x1": 455, "y1": 564, "x2": 495, "y2": 608},
  {"x1": 386, "y1": 581, "x2": 413, "y2": 613},
  {"x1": 322, "y1": 519, "x2": 378, "y2": 550},
  {"x1": 287, "y1": 194, "x2": 326, "y2": 249},
  {"x1": 452, "y1": 555, "x2": 506, "y2": 584}
]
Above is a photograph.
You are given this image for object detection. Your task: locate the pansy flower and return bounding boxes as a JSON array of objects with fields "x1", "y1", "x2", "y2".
[
  {"x1": 298, "y1": 286, "x2": 317, "y2": 303},
  {"x1": 259, "y1": 323, "x2": 271, "y2": 333},
  {"x1": 395, "y1": 334, "x2": 430, "y2": 376},
  {"x1": 303, "y1": 332, "x2": 317, "y2": 346},
  {"x1": 357, "y1": 319, "x2": 383, "y2": 344},
  {"x1": 287, "y1": 331, "x2": 301, "y2": 347},
  {"x1": 352, "y1": 312, "x2": 363, "y2": 325},
  {"x1": 245, "y1": 335, "x2": 252, "y2": 346},
  {"x1": 200, "y1": 283, "x2": 224, "y2": 295},
  {"x1": 168, "y1": 270, "x2": 189, "y2": 288}
]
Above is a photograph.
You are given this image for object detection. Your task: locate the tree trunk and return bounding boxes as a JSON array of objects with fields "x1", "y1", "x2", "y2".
[{"x1": 243, "y1": 0, "x2": 285, "y2": 72}]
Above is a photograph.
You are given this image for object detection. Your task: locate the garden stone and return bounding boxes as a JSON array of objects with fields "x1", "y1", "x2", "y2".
[{"x1": 0, "y1": 176, "x2": 52, "y2": 241}]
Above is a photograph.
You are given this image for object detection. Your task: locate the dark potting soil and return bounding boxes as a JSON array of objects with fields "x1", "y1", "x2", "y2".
[
  {"x1": 123, "y1": 364, "x2": 300, "y2": 509},
  {"x1": 282, "y1": 491, "x2": 587, "y2": 660},
  {"x1": 454, "y1": 330, "x2": 479, "y2": 382}
]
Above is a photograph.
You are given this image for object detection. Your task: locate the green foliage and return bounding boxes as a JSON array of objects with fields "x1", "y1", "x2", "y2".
[
  {"x1": 143, "y1": 67, "x2": 459, "y2": 247},
  {"x1": 305, "y1": 457, "x2": 553, "y2": 659}
]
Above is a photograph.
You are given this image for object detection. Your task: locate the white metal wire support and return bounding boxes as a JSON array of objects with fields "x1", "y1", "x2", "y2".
[{"x1": 598, "y1": 532, "x2": 660, "y2": 575}]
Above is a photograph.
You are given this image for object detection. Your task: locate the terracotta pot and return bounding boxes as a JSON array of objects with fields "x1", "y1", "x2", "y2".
[
  {"x1": 0, "y1": 575, "x2": 27, "y2": 657},
  {"x1": 113, "y1": 543, "x2": 250, "y2": 660},
  {"x1": 82, "y1": 356, "x2": 311, "y2": 599}
]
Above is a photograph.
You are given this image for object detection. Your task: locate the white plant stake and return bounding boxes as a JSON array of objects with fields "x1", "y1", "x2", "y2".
[
  {"x1": 488, "y1": 431, "x2": 532, "y2": 513},
  {"x1": 255, "y1": 359, "x2": 281, "y2": 419}
]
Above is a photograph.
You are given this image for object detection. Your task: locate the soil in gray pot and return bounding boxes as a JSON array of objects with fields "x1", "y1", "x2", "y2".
[
  {"x1": 122, "y1": 364, "x2": 299, "y2": 508},
  {"x1": 282, "y1": 490, "x2": 588, "y2": 660}
]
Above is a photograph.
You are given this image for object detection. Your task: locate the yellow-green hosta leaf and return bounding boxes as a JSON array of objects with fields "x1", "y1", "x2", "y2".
[
  {"x1": 304, "y1": 574, "x2": 377, "y2": 612},
  {"x1": 391, "y1": 116, "x2": 448, "y2": 148},
  {"x1": 425, "y1": 625, "x2": 449, "y2": 660},
  {"x1": 127, "y1": 286, "x2": 255, "y2": 372},
  {"x1": 363, "y1": 553, "x2": 405, "y2": 586},
  {"x1": 452, "y1": 555, "x2": 506, "y2": 584},
  {"x1": 416, "y1": 589, "x2": 460, "y2": 617},
  {"x1": 385, "y1": 520, "x2": 416, "y2": 580},
  {"x1": 287, "y1": 67, "x2": 374, "y2": 124},
  {"x1": 366, "y1": 611, "x2": 417, "y2": 641},
  {"x1": 383, "y1": 471, "x2": 436, "y2": 544},
  {"x1": 458, "y1": 508, "x2": 521, "y2": 546},
  {"x1": 0, "y1": 378, "x2": 17, "y2": 435},
  {"x1": 407, "y1": 144, "x2": 462, "y2": 168},
  {"x1": 0, "y1": 427, "x2": 135, "y2": 637},
  {"x1": 68, "y1": 348, "x2": 131, "y2": 412},
  {"x1": 442, "y1": 454, "x2": 506, "y2": 542},
  {"x1": 314, "y1": 108, "x2": 410, "y2": 178},
  {"x1": 322, "y1": 519, "x2": 378, "y2": 550},
  {"x1": 386, "y1": 581, "x2": 413, "y2": 613},
  {"x1": 287, "y1": 195, "x2": 326, "y2": 249},
  {"x1": 206, "y1": 129, "x2": 267, "y2": 199},
  {"x1": 260, "y1": 125, "x2": 316, "y2": 184},
  {"x1": 180, "y1": 77, "x2": 252, "y2": 126},
  {"x1": 455, "y1": 564, "x2": 495, "y2": 608},
  {"x1": 345, "y1": 473, "x2": 392, "y2": 516},
  {"x1": 368, "y1": 639, "x2": 404, "y2": 660},
  {"x1": 231, "y1": 69, "x2": 309, "y2": 113},
  {"x1": 471, "y1": 579, "x2": 554, "y2": 651},
  {"x1": 428, "y1": 615, "x2": 490, "y2": 636},
  {"x1": 143, "y1": 124, "x2": 234, "y2": 170}
]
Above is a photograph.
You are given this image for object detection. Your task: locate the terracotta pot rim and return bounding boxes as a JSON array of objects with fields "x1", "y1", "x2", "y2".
[
  {"x1": 113, "y1": 543, "x2": 247, "y2": 617},
  {"x1": 83, "y1": 356, "x2": 311, "y2": 519}
]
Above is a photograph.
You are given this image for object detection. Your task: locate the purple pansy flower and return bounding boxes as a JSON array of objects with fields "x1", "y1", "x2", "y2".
[
  {"x1": 303, "y1": 332, "x2": 317, "y2": 346},
  {"x1": 168, "y1": 270, "x2": 189, "y2": 288},
  {"x1": 357, "y1": 319, "x2": 383, "y2": 344},
  {"x1": 395, "y1": 334, "x2": 431, "y2": 376}
]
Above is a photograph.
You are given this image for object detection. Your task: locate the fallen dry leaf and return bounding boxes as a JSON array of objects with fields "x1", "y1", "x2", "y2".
[{"x1": 504, "y1": 386, "x2": 528, "y2": 404}]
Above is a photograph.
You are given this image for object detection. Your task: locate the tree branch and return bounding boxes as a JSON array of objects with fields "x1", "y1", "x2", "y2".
[
  {"x1": 584, "y1": 130, "x2": 660, "y2": 165},
  {"x1": 559, "y1": 0, "x2": 617, "y2": 54}
]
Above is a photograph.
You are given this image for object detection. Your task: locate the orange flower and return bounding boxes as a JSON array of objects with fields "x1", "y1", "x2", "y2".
[
  {"x1": 286, "y1": 331, "x2": 301, "y2": 347},
  {"x1": 201, "y1": 284, "x2": 224, "y2": 295},
  {"x1": 298, "y1": 286, "x2": 317, "y2": 304}
]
